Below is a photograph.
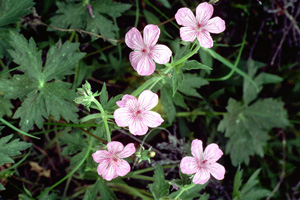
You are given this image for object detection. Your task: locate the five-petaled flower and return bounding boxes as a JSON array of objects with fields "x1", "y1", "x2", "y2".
[
  {"x1": 92, "y1": 141, "x2": 136, "y2": 181},
  {"x1": 125, "y1": 24, "x2": 172, "y2": 76},
  {"x1": 113, "y1": 90, "x2": 164, "y2": 136},
  {"x1": 175, "y1": 2, "x2": 225, "y2": 48},
  {"x1": 180, "y1": 139, "x2": 225, "y2": 184}
]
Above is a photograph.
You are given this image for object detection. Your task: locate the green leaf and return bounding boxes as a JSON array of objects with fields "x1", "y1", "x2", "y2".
[
  {"x1": 171, "y1": 69, "x2": 184, "y2": 96},
  {"x1": 0, "y1": 133, "x2": 31, "y2": 166},
  {"x1": 58, "y1": 129, "x2": 86, "y2": 155},
  {"x1": 0, "y1": 96, "x2": 13, "y2": 118},
  {"x1": 233, "y1": 167, "x2": 270, "y2": 200},
  {"x1": 161, "y1": 86, "x2": 176, "y2": 123},
  {"x1": 0, "y1": 183, "x2": 5, "y2": 190},
  {"x1": 149, "y1": 164, "x2": 170, "y2": 200},
  {"x1": 257, "y1": 72, "x2": 283, "y2": 84},
  {"x1": 3, "y1": 33, "x2": 83, "y2": 131},
  {"x1": 182, "y1": 60, "x2": 212, "y2": 71},
  {"x1": 156, "y1": 0, "x2": 171, "y2": 8},
  {"x1": 0, "y1": 0, "x2": 34, "y2": 27},
  {"x1": 199, "y1": 49, "x2": 213, "y2": 69},
  {"x1": 8, "y1": 32, "x2": 43, "y2": 80},
  {"x1": 13, "y1": 82, "x2": 78, "y2": 131},
  {"x1": 98, "y1": 178, "x2": 117, "y2": 200},
  {"x1": 168, "y1": 184, "x2": 207, "y2": 200},
  {"x1": 100, "y1": 83, "x2": 108, "y2": 107},
  {"x1": 218, "y1": 98, "x2": 289, "y2": 166},
  {"x1": 178, "y1": 73, "x2": 208, "y2": 98},
  {"x1": 173, "y1": 93, "x2": 188, "y2": 110},
  {"x1": 93, "y1": 0, "x2": 132, "y2": 18}
]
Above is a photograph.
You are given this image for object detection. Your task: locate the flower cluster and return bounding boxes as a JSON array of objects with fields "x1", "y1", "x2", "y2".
[{"x1": 92, "y1": 2, "x2": 226, "y2": 184}]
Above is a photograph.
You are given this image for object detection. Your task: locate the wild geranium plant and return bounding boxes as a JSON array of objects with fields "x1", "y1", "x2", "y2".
[{"x1": 0, "y1": 0, "x2": 293, "y2": 199}]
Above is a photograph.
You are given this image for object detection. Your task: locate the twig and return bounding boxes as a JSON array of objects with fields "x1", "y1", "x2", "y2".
[
  {"x1": 38, "y1": 21, "x2": 120, "y2": 43},
  {"x1": 266, "y1": 129, "x2": 286, "y2": 200},
  {"x1": 248, "y1": 19, "x2": 265, "y2": 60}
]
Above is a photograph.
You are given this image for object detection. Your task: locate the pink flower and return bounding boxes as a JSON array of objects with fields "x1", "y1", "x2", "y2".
[
  {"x1": 180, "y1": 139, "x2": 225, "y2": 184},
  {"x1": 92, "y1": 141, "x2": 136, "y2": 181},
  {"x1": 175, "y1": 2, "x2": 225, "y2": 48},
  {"x1": 125, "y1": 24, "x2": 172, "y2": 76},
  {"x1": 114, "y1": 90, "x2": 164, "y2": 136}
]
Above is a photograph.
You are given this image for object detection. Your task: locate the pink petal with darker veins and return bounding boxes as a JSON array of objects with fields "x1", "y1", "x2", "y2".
[
  {"x1": 101, "y1": 164, "x2": 117, "y2": 181},
  {"x1": 107, "y1": 141, "x2": 124, "y2": 154},
  {"x1": 197, "y1": 30, "x2": 213, "y2": 48},
  {"x1": 206, "y1": 163, "x2": 225, "y2": 180},
  {"x1": 129, "y1": 51, "x2": 143, "y2": 71},
  {"x1": 138, "y1": 90, "x2": 158, "y2": 110},
  {"x1": 143, "y1": 24, "x2": 160, "y2": 47},
  {"x1": 116, "y1": 94, "x2": 136, "y2": 108},
  {"x1": 142, "y1": 111, "x2": 164, "y2": 128},
  {"x1": 114, "y1": 107, "x2": 133, "y2": 127},
  {"x1": 203, "y1": 143, "x2": 223, "y2": 163},
  {"x1": 196, "y1": 2, "x2": 214, "y2": 24},
  {"x1": 129, "y1": 117, "x2": 149, "y2": 136},
  {"x1": 92, "y1": 150, "x2": 110, "y2": 163},
  {"x1": 115, "y1": 159, "x2": 131, "y2": 176},
  {"x1": 193, "y1": 168, "x2": 211, "y2": 184},
  {"x1": 180, "y1": 156, "x2": 198, "y2": 174},
  {"x1": 175, "y1": 7, "x2": 197, "y2": 27},
  {"x1": 117, "y1": 143, "x2": 136, "y2": 158},
  {"x1": 136, "y1": 54, "x2": 156, "y2": 76},
  {"x1": 179, "y1": 26, "x2": 198, "y2": 42},
  {"x1": 191, "y1": 139, "x2": 203, "y2": 161},
  {"x1": 150, "y1": 44, "x2": 172, "y2": 64},
  {"x1": 125, "y1": 27, "x2": 144, "y2": 50},
  {"x1": 204, "y1": 17, "x2": 226, "y2": 34}
]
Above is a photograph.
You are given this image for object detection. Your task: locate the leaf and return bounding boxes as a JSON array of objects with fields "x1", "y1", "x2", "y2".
[
  {"x1": 156, "y1": 0, "x2": 171, "y2": 8},
  {"x1": 13, "y1": 82, "x2": 79, "y2": 131},
  {"x1": 93, "y1": 0, "x2": 132, "y2": 18},
  {"x1": 256, "y1": 72, "x2": 283, "y2": 84},
  {"x1": 233, "y1": 167, "x2": 270, "y2": 200},
  {"x1": 0, "y1": 134, "x2": 31, "y2": 166},
  {"x1": 0, "y1": 96, "x2": 13, "y2": 118},
  {"x1": 3, "y1": 33, "x2": 84, "y2": 131},
  {"x1": 100, "y1": 83, "x2": 108, "y2": 107},
  {"x1": 149, "y1": 164, "x2": 170, "y2": 200},
  {"x1": 0, "y1": 0, "x2": 34, "y2": 27},
  {"x1": 168, "y1": 184, "x2": 207, "y2": 200},
  {"x1": 58, "y1": 129, "x2": 86, "y2": 155},
  {"x1": 218, "y1": 98, "x2": 289, "y2": 166},
  {"x1": 182, "y1": 60, "x2": 212, "y2": 71},
  {"x1": 161, "y1": 86, "x2": 176, "y2": 123},
  {"x1": 98, "y1": 178, "x2": 117, "y2": 200},
  {"x1": 178, "y1": 73, "x2": 208, "y2": 98},
  {"x1": 171, "y1": 69, "x2": 184, "y2": 96}
]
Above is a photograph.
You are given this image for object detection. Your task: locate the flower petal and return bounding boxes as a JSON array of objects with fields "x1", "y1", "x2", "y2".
[
  {"x1": 96, "y1": 159, "x2": 109, "y2": 176},
  {"x1": 204, "y1": 17, "x2": 226, "y2": 34},
  {"x1": 129, "y1": 51, "x2": 143, "y2": 71},
  {"x1": 143, "y1": 24, "x2": 160, "y2": 47},
  {"x1": 203, "y1": 143, "x2": 223, "y2": 163},
  {"x1": 150, "y1": 44, "x2": 172, "y2": 64},
  {"x1": 107, "y1": 141, "x2": 124, "y2": 155},
  {"x1": 197, "y1": 30, "x2": 213, "y2": 48},
  {"x1": 128, "y1": 117, "x2": 148, "y2": 136},
  {"x1": 138, "y1": 90, "x2": 158, "y2": 110},
  {"x1": 101, "y1": 164, "x2": 118, "y2": 181},
  {"x1": 193, "y1": 168, "x2": 210, "y2": 184},
  {"x1": 175, "y1": 7, "x2": 197, "y2": 27},
  {"x1": 142, "y1": 111, "x2": 164, "y2": 128},
  {"x1": 115, "y1": 159, "x2": 131, "y2": 176},
  {"x1": 136, "y1": 54, "x2": 156, "y2": 76},
  {"x1": 125, "y1": 27, "x2": 144, "y2": 50},
  {"x1": 196, "y1": 2, "x2": 213, "y2": 25},
  {"x1": 116, "y1": 94, "x2": 136, "y2": 108},
  {"x1": 180, "y1": 156, "x2": 198, "y2": 174},
  {"x1": 92, "y1": 150, "x2": 110, "y2": 163},
  {"x1": 191, "y1": 139, "x2": 203, "y2": 161},
  {"x1": 206, "y1": 163, "x2": 225, "y2": 180},
  {"x1": 117, "y1": 143, "x2": 136, "y2": 158},
  {"x1": 114, "y1": 107, "x2": 134, "y2": 127},
  {"x1": 179, "y1": 27, "x2": 197, "y2": 42}
]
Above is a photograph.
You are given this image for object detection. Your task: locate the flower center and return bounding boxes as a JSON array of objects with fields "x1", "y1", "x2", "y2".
[
  {"x1": 134, "y1": 109, "x2": 142, "y2": 116},
  {"x1": 196, "y1": 23, "x2": 202, "y2": 31},
  {"x1": 141, "y1": 48, "x2": 150, "y2": 54}
]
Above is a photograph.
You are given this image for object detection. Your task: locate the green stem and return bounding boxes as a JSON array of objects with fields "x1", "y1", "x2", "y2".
[
  {"x1": 134, "y1": 0, "x2": 139, "y2": 28},
  {"x1": 207, "y1": 23, "x2": 248, "y2": 81},
  {"x1": 92, "y1": 99, "x2": 111, "y2": 142},
  {"x1": 131, "y1": 77, "x2": 159, "y2": 97},
  {"x1": 37, "y1": 136, "x2": 92, "y2": 199},
  {"x1": 172, "y1": 42, "x2": 201, "y2": 67},
  {"x1": 174, "y1": 183, "x2": 196, "y2": 200},
  {"x1": 174, "y1": 111, "x2": 227, "y2": 117},
  {"x1": 109, "y1": 183, "x2": 153, "y2": 200},
  {"x1": 0, "y1": 118, "x2": 40, "y2": 139},
  {"x1": 0, "y1": 148, "x2": 32, "y2": 176}
]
